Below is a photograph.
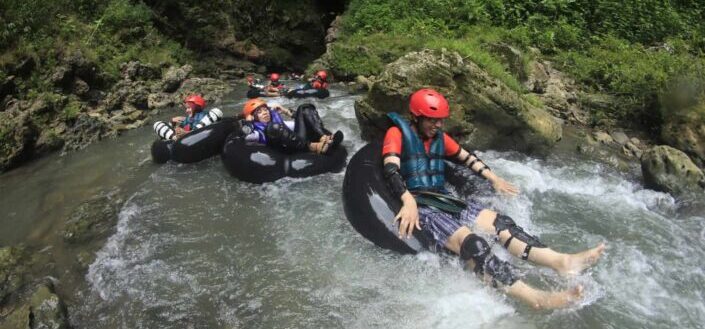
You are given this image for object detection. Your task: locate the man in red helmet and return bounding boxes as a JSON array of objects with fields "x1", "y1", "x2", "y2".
[
  {"x1": 153, "y1": 94, "x2": 224, "y2": 141},
  {"x1": 171, "y1": 95, "x2": 209, "y2": 138},
  {"x1": 382, "y1": 88, "x2": 605, "y2": 309},
  {"x1": 264, "y1": 73, "x2": 286, "y2": 96},
  {"x1": 309, "y1": 70, "x2": 328, "y2": 90}
]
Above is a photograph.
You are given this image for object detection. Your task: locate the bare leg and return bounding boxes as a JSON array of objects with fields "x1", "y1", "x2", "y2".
[
  {"x1": 474, "y1": 210, "x2": 605, "y2": 275},
  {"x1": 445, "y1": 228, "x2": 582, "y2": 309}
]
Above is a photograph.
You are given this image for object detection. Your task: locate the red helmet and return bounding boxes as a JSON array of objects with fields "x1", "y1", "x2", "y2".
[
  {"x1": 184, "y1": 95, "x2": 206, "y2": 110},
  {"x1": 409, "y1": 89, "x2": 449, "y2": 118},
  {"x1": 269, "y1": 73, "x2": 280, "y2": 82},
  {"x1": 315, "y1": 70, "x2": 327, "y2": 81}
]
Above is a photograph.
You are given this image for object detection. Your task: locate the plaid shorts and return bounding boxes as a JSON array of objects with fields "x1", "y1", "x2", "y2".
[{"x1": 418, "y1": 200, "x2": 485, "y2": 249}]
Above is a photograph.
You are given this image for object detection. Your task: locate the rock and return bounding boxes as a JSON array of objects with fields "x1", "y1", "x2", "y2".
[
  {"x1": 0, "y1": 304, "x2": 30, "y2": 329},
  {"x1": 610, "y1": 130, "x2": 629, "y2": 145},
  {"x1": 62, "y1": 195, "x2": 120, "y2": 244},
  {"x1": 0, "y1": 75, "x2": 17, "y2": 101},
  {"x1": 325, "y1": 15, "x2": 343, "y2": 43},
  {"x1": 147, "y1": 92, "x2": 174, "y2": 109},
  {"x1": 661, "y1": 112, "x2": 705, "y2": 168},
  {"x1": 488, "y1": 43, "x2": 527, "y2": 82},
  {"x1": 624, "y1": 141, "x2": 642, "y2": 158},
  {"x1": 29, "y1": 284, "x2": 68, "y2": 329},
  {"x1": 630, "y1": 137, "x2": 641, "y2": 146},
  {"x1": 49, "y1": 66, "x2": 72, "y2": 90},
  {"x1": 103, "y1": 80, "x2": 150, "y2": 112},
  {"x1": 72, "y1": 78, "x2": 90, "y2": 97},
  {"x1": 354, "y1": 49, "x2": 561, "y2": 153},
  {"x1": 120, "y1": 61, "x2": 160, "y2": 81},
  {"x1": 62, "y1": 113, "x2": 111, "y2": 151},
  {"x1": 177, "y1": 78, "x2": 232, "y2": 106},
  {"x1": 354, "y1": 75, "x2": 373, "y2": 91},
  {"x1": 641, "y1": 145, "x2": 705, "y2": 196},
  {"x1": 0, "y1": 246, "x2": 30, "y2": 304},
  {"x1": 161, "y1": 65, "x2": 193, "y2": 92},
  {"x1": 0, "y1": 284, "x2": 69, "y2": 329},
  {"x1": 593, "y1": 131, "x2": 614, "y2": 145},
  {"x1": 0, "y1": 111, "x2": 37, "y2": 173}
]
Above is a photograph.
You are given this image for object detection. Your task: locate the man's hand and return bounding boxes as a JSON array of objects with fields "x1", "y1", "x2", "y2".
[
  {"x1": 171, "y1": 116, "x2": 185, "y2": 124},
  {"x1": 394, "y1": 193, "x2": 420, "y2": 239},
  {"x1": 174, "y1": 127, "x2": 187, "y2": 140},
  {"x1": 491, "y1": 177, "x2": 520, "y2": 196}
]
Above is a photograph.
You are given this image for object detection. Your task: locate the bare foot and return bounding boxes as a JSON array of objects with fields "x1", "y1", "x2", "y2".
[
  {"x1": 532, "y1": 285, "x2": 584, "y2": 310},
  {"x1": 558, "y1": 243, "x2": 606, "y2": 276}
]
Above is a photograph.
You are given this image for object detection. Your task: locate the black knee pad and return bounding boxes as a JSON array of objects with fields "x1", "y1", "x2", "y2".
[
  {"x1": 460, "y1": 234, "x2": 491, "y2": 273},
  {"x1": 460, "y1": 234, "x2": 518, "y2": 287},
  {"x1": 494, "y1": 214, "x2": 546, "y2": 260}
]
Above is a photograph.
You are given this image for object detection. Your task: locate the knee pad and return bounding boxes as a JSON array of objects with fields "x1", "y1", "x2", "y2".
[
  {"x1": 153, "y1": 121, "x2": 175, "y2": 140},
  {"x1": 459, "y1": 234, "x2": 491, "y2": 273},
  {"x1": 494, "y1": 214, "x2": 546, "y2": 260},
  {"x1": 459, "y1": 234, "x2": 517, "y2": 287}
]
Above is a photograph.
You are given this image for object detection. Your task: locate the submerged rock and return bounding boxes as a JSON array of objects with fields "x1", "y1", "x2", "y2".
[
  {"x1": 0, "y1": 246, "x2": 30, "y2": 305},
  {"x1": 641, "y1": 145, "x2": 705, "y2": 196},
  {"x1": 62, "y1": 195, "x2": 121, "y2": 244},
  {"x1": 0, "y1": 283, "x2": 69, "y2": 329},
  {"x1": 354, "y1": 49, "x2": 561, "y2": 153}
]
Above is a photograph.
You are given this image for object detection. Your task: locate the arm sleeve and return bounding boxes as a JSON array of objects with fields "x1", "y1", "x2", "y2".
[
  {"x1": 443, "y1": 133, "x2": 461, "y2": 157},
  {"x1": 382, "y1": 127, "x2": 403, "y2": 157}
]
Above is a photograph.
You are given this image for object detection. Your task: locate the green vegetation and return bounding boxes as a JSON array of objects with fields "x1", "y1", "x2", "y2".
[
  {"x1": 1, "y1": 0, "x2": 191, "y2": 97},
  {"x1": 330, "y1": 0, "x2": 705, "y2": 132}
]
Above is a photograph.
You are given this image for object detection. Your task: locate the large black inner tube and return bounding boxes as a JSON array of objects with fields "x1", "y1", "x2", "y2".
[
  {"x1": 150, "y1": 118, "x2": 237, "y2": 164},
  {"x1": 342, "y1": 142, "x2": 432, "y2": 254},
  {"x1": 221, "y1": 133, "x2": 347, "y2": 183},
  {"x1": 342, "y1": 143, "x2": 481, "y2": 254}
]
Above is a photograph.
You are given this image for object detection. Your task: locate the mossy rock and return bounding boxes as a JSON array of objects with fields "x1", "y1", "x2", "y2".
[
  {"x1": 0, "y1": 246, "x2": 30, "y2": 305},
  {"x1": 641, "y1": 145, "x2": 705, "y2": 196},
  {"x1": 62, "y1": 196, "x2": 120, "y2": 244}
]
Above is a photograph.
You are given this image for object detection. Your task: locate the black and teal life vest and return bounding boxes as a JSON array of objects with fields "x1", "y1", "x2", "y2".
[
  {"x1": 179, "y1": 111, "x2": 207, "y2": 132},
  {"x1": 387, "y1": 112, "x2": 446, "y2": 192}
]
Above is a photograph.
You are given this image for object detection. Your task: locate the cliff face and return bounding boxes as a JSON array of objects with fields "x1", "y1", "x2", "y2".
[
  {"x1": 0, "y1": 0, "x2": 347, "y2": 173},
  {"x1": 146, "y1": 1, "x2": 346, "y2": 73}
]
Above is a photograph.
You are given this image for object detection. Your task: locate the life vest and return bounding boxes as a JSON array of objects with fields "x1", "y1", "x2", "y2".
[
  {"x1": 387, "y1": 112, "x2": 446, "y2": 192},
  {"x1": 311, "y1": 81, "x2": 328, "y2": 90},
  {"x1": 180, "y1": 111, "x2": 207, "y2": 132},
  {"x1": 252, "y1": 109, "x2": 285, "y2": 144}
]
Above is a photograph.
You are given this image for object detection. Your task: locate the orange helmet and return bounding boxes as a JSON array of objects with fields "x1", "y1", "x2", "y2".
[
  {"x1": 315, "y1": 70, "x2": 327, "y2": 81},
  {"x1": 243, "y1": 98, "x2": 268, "y2": 117},
  {"x1": 184, "y1": 95, "x2": 206, "y2": 110},
  {"x1": 269, "y1": 73, "x2": 280, "y2": 82}
]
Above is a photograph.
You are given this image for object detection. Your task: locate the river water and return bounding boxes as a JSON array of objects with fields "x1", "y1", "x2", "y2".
[{"x1": 1, "y1": 85, "x2": 703, "y2": 329}]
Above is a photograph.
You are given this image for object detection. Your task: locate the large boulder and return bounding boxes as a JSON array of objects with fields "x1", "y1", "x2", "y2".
[
  {"x1": 641, "y1": 145, "x2": 705, "y2": 196},
  {"x1": 661, "y1": 110, "x2": 705, "y2": 168},
  {"x1": 176, "y1": 78, "x2": 232, "y2": 106},
  {"x1": 161, "y1": 65, "x2": 193, "y2": 93},
  {"x1": 354, "y1": 49, "x2": 562, "y2": 153},
  {"x1": 120, "y1": 61, "x2": 160, "y2": 82}
]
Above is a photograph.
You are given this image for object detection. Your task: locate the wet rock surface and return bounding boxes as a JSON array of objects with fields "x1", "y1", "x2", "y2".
[
  {"x1": 641, "y1": 145, "x2": 705, "y2": 196},
  {"x1": 0, "y1": 60, "x2": 232, "y2": 173},
  {"x1": 62, "y1": 195, "x2": 122, "y2": 244}
]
